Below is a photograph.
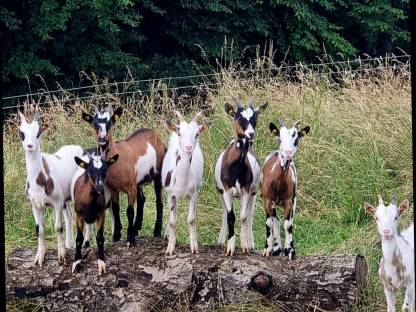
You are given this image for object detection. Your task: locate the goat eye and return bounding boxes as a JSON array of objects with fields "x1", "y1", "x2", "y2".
[
  {"x1": 36, "y1": 128, "x2": 42, "y2": 138},
  {"x1": 19, "y1": 131, "x2": 25, "y2": 141},
  {"x1": 294, "y1": 138, "x2": 299, "y2": 146}
]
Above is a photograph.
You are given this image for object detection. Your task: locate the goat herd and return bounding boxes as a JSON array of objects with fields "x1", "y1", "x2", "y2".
[{"x1": 18, "y1": 98, "x2": 414, "y2": 311}]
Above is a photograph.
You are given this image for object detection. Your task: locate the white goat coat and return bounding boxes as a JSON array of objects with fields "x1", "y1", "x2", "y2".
[
  {"x1": 161, "y1": 133, "x2": 204, "y2": 199},
  {"x1": 26, "y1": 145, "x2": 84, "y2": 206}
]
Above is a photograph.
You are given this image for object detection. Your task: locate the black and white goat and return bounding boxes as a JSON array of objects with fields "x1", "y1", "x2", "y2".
[
  {"x1": 82, "y1": 105, "x2": 166, "y2": 246},
  {"x1": 71, "y1": 152, "x2": 119, "y2": 275},
  {"x1": 162, "y1": 111, "x2": 207, "y2": 255},
  {"x1": 260, "y1": 119, "x2": 310, "y2": 259},
  {"x1": 215, "y1": 98, "x2": 268, "y2": 255},
  {"x1": 19, "y1": 111, "x2": 83, "y2": 266},
  {"x1": 364, "y1": 196, "x2": 414, "y2": 312}
]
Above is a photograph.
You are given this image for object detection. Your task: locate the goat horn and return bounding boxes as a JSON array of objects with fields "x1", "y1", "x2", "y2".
[
  {"x1": 92, "y1": 105, "x2": 100, "y2": 115},
  {"x1": 105, "y1": 103, "x2": 113, "y2": 114},
  {"x1": 279, "y1": 119, "x2": 285, "y2": 127},
  {"x1": 248, "y1": 97, "x2": 254, "y2": 108},
  {"x1": 192, "y1": 111, "x2": 204, "y2": 122},
  {"x1": 378, "y1": 194, "x2": 384, "y2": 205},
  {"x1": 232, "y1": 96, "x2": 243, "y2": 108},
  {"x1": 33, "y1": 111, "x2": 40, "y2": 122},
  {"x1": 174, "y1": 110, "x2": 184, "y2": 121},
  {"x1": 292, "y1": 120, "x2": 301, "y2": 129},
  {"x1": 18, "y1": 111, "x2": 27, "y2": 123},
  {"x1": 85, "y1": 151, "x2": 93, "y2": 161}
]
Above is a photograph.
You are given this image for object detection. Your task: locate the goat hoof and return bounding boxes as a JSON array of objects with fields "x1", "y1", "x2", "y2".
[
  {"x1": 97, "y1": 259, "x2": 106, "y2": 275},
  {"x1": 72, "y1": 260, "x2": 82, "y2": 273},
  {"x1": 34, "y1": 255, "x2": 45, "y2": 267},
  {"x1": 113, "y1": 233, "x2": 121, "y2": 242},
  {"x1": 272, "y1": 248, "x2": 282, "y2": 256},
  {"x1": 127, "y1": 236, "x2": 136, "y2": 247},
  {"x1": 284, "y1": 248, "x2": 296, "y2": 260}
]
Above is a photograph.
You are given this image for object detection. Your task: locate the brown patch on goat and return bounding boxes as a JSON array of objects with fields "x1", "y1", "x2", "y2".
[
  {"x1": 165, "y1": 170, "x2": 172, "y2": 187},
  {"x1": 234, "y1": 121, "x2": 245, "y2": 138},
  {"x1": 261, "y1": 154, "x2": 295, "y2": 217},
  {"x1": 36, "y1": 172, "x2": 54, "y2": 196},
  {"x1": 379, "y1": 257, "x2": 398, "y2": 291},
  {"x1": 393, "y1": 250, "x2": 405, "y2": 280},
  {"x1": 104, "y1": 128, "x2": 166, "y2": 194}
]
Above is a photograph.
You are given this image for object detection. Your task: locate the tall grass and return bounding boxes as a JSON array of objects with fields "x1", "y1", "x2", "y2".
[{"x1": 4, "y1": 61, "x2": 412, "y2": 311}]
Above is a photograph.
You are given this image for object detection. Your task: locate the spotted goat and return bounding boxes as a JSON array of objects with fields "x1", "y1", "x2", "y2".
[
  {"x1": 71, "y1": 151, "x2": 119, "y2": 275},
  {"x1": 215, "y1": 98, "x2": 268, "y2": 255},
  {"x1": 162, "y1": 111, "x2": 207, "y2": 255},
  {"x1": 364, "y1": 196, "x2": 414, "y2": 312},
  {"x1": 19, "y1": 110, "x2": 84, "y2": 267},
  {"x1": 261, "y1": 119, "x2": 310, "y2": 259},
  {"x1": 82, "y1": 105, "x2": 166, "y2": 246}
]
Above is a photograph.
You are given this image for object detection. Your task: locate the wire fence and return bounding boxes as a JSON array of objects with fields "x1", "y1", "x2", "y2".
[{"x1": 2, "y1": 54, "x2": 411, "y2": 111}]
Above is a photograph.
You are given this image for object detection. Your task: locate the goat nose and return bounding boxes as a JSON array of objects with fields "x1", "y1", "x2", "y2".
[
  {"x1": 27, "y1": 144, "x2": 33, "y2": 149},
  {"x1": 383, "y1": 229, "x2": 391, "y2": 235},
  {"x1": 286, "y1": 150, "x2": 293, "y2": 156},
  {"x1": 248, "y1": 132, "x2": 255, "y2": 139},
  {"x1": 185, "y1": 145, "x2": 193, "y2": 153}
]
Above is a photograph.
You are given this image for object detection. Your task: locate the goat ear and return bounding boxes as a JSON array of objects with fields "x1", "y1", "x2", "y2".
[
  {"x1": 256, "y1": 101, "x2": 268, "y2": 114},
  {"x1": 298, "y1": 126, "x2": 310, "y2": 138},
  {"x1": 167, "y1": 122, "x2": 178, "y2": 132},
  {"x1": 224, "y1": 102, "x2": 235, "y2": 117},
  {"x1": 364, "y1": 202, "x2": 376, "y2": 217},
  {"x1": 82, "y1": 112, "x2": 93, "y2": 123},
  {"x1": 398, "y1": 199, "x2": 409, "y2": 215},
  {"x1": 111, "y1": 107, "x2": 123, "y2": 123},
  {"x1": 269, "y1": 122, "x2": 279, "y2": 136},
  {"x1": 198, "y1": 124, "x2": 208, "y2": 133},
  {"x1": 108, "y1": 154, "x2": 119, "y2": 166},
  {"x1": 74, "y1": 156, "x2": 88, "y2": 169}
]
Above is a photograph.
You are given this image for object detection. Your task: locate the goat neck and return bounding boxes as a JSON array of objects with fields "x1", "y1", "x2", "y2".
[
  {"x1": 277, "y1": 151, "x2": 293, "y2": 169},
  {"x1": 24, "y1": 144, "x2": 45, "y2": 184}
]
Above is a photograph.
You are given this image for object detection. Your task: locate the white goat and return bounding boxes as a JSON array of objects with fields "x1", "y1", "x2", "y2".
[
  {"x1": 19, "y1": 111, "x2": 83, "y2": 266},
  {"x1": 161, "y1": 111, "x2": 207, "y2": 255},
  {"x1": 364, "y1": 195, "x2": 414, "y2": 312}
]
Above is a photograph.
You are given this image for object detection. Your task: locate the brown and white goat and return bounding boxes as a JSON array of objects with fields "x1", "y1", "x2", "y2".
[
  {"x1": 19, "y1": 110, "x2": 83, "y2": 267},
  {"x1": 364, "y1": 196, "x2": 414, "y2": 312},
  {"x1": 71, "y1": 152, "x2": 119, "y2": 275},
  {"x1": 82, "y1": 105, "x2": 166, "y2": 246},
  {"x1": 215, "y1": 98, "x2": 268, "y2": 256},
  {"x1": 261, "y1": 119, "x2": 309, "y2": 259}
]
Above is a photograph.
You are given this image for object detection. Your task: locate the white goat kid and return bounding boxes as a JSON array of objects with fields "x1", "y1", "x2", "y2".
[
  {"x1": 364, "y1": 195, "x2": 414, "y2": 312},
  {"x1": 19, "y1": 111, "x2": 83, "y2": 267},
  {"x1": 162, "y1": 111, "x2": 207, "y2": 255}
]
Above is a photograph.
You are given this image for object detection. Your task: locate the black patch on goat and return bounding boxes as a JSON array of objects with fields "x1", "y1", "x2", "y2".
[
  {"x1": 235, "y1": 108, "x2": 257, "y2": 131},
  {"x1": 221, "y1": 139, "x2": 253, "y2": 191},
  {"x1": 227, "y1": 210, "x2": 235, "y2": 239}
]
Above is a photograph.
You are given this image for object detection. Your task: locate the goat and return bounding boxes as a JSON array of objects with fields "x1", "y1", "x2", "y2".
[
  {"x1": 260, "y1": 119, "x2": 310, "y2": 259},
  {"x1": 364, "y1": 195, "x2": 414, "y2": 312},
  {"x1": 215, "y1": 98, "x2": 268, "y2": 255},
  {"x1": 19, "y1": 110, "x2": 83, "y2": 266},
  {"x1": 82, "y1": 104, "x2": 166, "y2": 246},
  {"x1": 162, "y1": 111, "x2": 207, "y2": 255},
  {"x1": 71, "y1": 152, "x2": 119, "y2": 275}
]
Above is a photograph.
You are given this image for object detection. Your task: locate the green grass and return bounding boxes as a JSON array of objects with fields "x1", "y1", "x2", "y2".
[{"x1": 4, "y1": 67, "x2": 412, "y2": 311}]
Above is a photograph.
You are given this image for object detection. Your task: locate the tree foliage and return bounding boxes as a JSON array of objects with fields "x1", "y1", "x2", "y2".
[{"x1": 1, "y1": 0, "x2": 410, "y2": 96}]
